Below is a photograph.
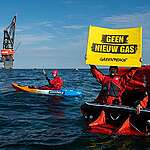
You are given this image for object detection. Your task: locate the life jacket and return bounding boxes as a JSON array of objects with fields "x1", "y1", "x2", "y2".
[
  {"x1": 97, "y1": 75, "x2": 125, "y2": 104},
  {"x1": 102, "y1": 76, "x2": 124, "y2": 97},
  {"x1": 49, "y1": 76, "x2": 63, "y2": 90},
  {"x1": 91, "y1": 66, "x2": 137, "y2": 105}
]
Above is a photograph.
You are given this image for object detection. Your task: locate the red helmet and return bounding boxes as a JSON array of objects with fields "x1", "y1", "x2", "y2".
[{"x1": 52, "y1": 70, "x2": 58, "y2": 75}]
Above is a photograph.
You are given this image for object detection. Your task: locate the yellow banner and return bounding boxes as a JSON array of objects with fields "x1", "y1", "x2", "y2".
[{"x1": 85, "y1": 25, "x2": 142, "y2": 67}]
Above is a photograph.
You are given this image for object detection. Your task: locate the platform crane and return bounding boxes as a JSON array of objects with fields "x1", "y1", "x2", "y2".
[{"x1": 1, "y1": 16, "x2": 16, "y2": 69}]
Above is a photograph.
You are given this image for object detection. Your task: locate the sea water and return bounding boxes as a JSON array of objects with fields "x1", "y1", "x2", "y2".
[{"x1": 0, "y1": 69, "x2": 149, "y2": 150}]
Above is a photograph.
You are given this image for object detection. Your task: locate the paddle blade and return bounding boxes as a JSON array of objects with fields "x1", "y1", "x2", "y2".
[{"x1": 42, "y1": 69, "x2": 47, "y2": 76}]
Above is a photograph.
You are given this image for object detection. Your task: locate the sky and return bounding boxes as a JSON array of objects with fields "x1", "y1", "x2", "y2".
[{"x1": 0, "y1": 0, "x2": 149, "y2": 69}]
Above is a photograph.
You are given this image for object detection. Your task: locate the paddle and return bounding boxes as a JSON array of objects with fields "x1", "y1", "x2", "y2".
[
  {"x1": 42, "y1": 68, "x2": 51, "y2": 85},
  {"x1": 42, "y1": 68, "x2": 47, "y2": 77}
]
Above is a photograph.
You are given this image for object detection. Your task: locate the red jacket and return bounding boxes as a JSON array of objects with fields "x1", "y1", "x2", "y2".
[
  {"x1": 91, "y1": 66, "x2": 138, "y2": 105},
  {"x1": 118, "y1": 67, "x2": 145, "y2": 91},
  {"x1": 39, "y1": 76, "x2": 63, "y2": 90},
  {"x1": 118, "y1": 66, "x2": 150, "y2": 108},
  {"x1": 126, "y1": 79, "x2": 144, "y2": 91},
  {"x1": 48, "y1": 76, "x2": 63, "y2": 90}
]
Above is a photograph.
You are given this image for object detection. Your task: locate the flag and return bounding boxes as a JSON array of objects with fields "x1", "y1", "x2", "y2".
[{"x1": 85, "y1": 25, "x2": 142, "y2": 67}]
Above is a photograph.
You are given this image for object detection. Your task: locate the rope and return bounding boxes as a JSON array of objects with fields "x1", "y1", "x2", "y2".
[{"x1": 110, "y1": 113, "x2": 120, "y2": 120}]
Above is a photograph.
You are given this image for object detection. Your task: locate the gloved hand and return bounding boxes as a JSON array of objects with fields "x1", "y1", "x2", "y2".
[
  {"x1": 136, "y1": 104, "x2": 143, "y2": 115},
  {"x1": 43, "y1": 69, "x2": 47, "y2": 76},
  {"x1": 89, "y1": 65, "x2": 96, "y2": 69}
]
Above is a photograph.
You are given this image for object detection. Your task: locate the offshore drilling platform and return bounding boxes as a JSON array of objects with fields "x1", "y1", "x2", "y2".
[{"x1": 0, "y1": 16, "x2": 16, "y2": 69}]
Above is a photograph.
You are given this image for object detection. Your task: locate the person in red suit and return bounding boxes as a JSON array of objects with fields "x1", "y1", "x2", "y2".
[
  {"x1": 90, "y1": 65, "x2": 141, "y2": 105},
  {"x1": 39, "y1": 70, "x2": 63, "y2": 90}
]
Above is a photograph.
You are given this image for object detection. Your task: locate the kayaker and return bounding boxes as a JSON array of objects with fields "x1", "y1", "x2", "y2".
[
  {"x1": 39, "y1": 70, "x2": 63, "y2": 90},
  {"x1": 90, "y1": 65, "x2": 139, "y2": 105}
]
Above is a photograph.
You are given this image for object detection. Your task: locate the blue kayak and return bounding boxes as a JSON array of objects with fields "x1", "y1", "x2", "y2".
[{"x1": 12, "y1": 83, "x2": 82, "y2": 97}]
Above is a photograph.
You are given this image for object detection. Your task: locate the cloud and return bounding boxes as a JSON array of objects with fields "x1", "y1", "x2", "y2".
[
  {"x1": 103, "y1": 12, "x2": 150, "y2": 33},
  {"x1": 102, "y1": 12, "x2": 150, "y2": 39},
  {"x1": 62, "y1": 25, "x2": 86, "y2": 29},
  {"x1": 103, "y1": 11, "x2": 150, "y2": 64},
  {"x1": 16, "y1": 25, "x2": 32, "y2": 33},
  {"x1": 33, "y1": 21, "x2": 54, "y2": 28},
  {"x1": 63, "y1": 0, "x2": 74, "y2": 5},
  {"x1": 103, "y1": 12, "x2": 150, "y2": 24},
  {"x1": 17, "y1": 33, "x2": 53, "y2": 45},
  {"x1": 16, "y1": 19, "x2": 87, "y2": 47},
  {"x1": 13, "y1": 19, "x2": 88, "y2": 68},
  {"x1": 17, "y1": 21, "x2": 54, "y2": 33},
  {"x1": 15, "y1": 21, "x2": 57, "y2": 45}
]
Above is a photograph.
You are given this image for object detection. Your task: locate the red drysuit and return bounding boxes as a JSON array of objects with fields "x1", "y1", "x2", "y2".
[
  {"x1": 119, "y1": 66, "x2": 150, "y2": 108},
  {"x1": 39, "y1": 76, "x2": 63, "y2": 90},
  {"x1": 90, "y1": 65, "x2": 140, "y2": 105}
]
